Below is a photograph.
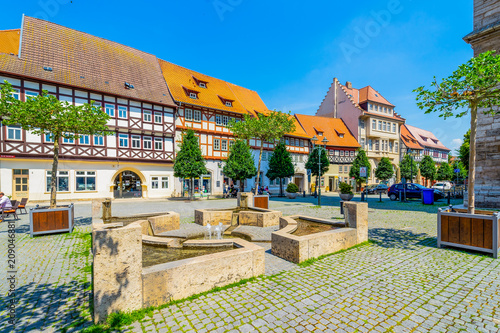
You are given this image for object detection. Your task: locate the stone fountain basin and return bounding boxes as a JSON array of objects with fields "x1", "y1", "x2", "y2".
[
  {"x1": 271, "y1": 215, "x2": 360, "y2": 264},
  {"x1": 195, "y1": 207, "x2": 282, "y2": 227}
]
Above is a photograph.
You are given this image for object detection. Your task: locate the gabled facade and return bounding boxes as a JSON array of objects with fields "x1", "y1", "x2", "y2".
[
  {"x1": 294, "y1": 114, "x2": 359, "y2": 191},
  {"x1": 316, "y1": 79, "x2": 404, "y2": 185},
  {"x1": 404, "y1": 125, "x2": 450, "y2": 164},
  {"x1": 0, "y1": 16, "x2": 177, "y2": 201},
  {"x1": 400, "y1": 124, "x2": 424, "y2": 162}
]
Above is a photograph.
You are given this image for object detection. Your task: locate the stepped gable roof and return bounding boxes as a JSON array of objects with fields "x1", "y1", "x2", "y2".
[{"x1": 0, "y1": 16, "x2": 175, "y2": 106}]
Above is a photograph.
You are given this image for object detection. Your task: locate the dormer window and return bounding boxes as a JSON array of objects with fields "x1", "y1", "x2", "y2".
[
  {"x1": 218, "y1": 95, "x2": 234, "y2": 108},
  {"x1": 190, "y1": 92, "x2": 197, "y2": 99},
  {"x1": 183, "y1": 86, "x2": 200, "y2": 99},
  {"x1": 192, "y1": 76, "x2": 208, "y2": 88},
  {"x1": 199, "y1": 82, "x2": 206, "y2": 88},
  {"x1": 225, "y1": 101, "x2": 232, "y2": 107}
]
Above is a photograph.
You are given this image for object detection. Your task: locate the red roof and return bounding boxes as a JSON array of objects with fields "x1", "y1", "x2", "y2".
[
  {"x1": 405, "y1": 125, "x2": 450, "y2": 151},
  {"x1": 400, "y1": 125, "x2": 423, "y2": 150}
]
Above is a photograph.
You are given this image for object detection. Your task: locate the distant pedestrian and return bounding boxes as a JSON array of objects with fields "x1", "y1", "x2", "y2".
[
  {"x1": 0, "y1": 192, "x2": 12, "y2": 211},
  {"x1": 223, "y1": 182, "x2": 228, "y2": 198}
]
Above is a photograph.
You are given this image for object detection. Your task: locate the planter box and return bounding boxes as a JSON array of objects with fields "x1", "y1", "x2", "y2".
[
  {"x1": 30, "y1": 204, "x2": 75, "y2": 237},
  {"x1": 254, "y1": 195, "x2": 269, "y2": 209},
  {"x1": 285, "y1": 192, "x2": 298, "y2": 199},
  {"x1": 437, "y1": 208, "x2": 500, "y2": 258}
]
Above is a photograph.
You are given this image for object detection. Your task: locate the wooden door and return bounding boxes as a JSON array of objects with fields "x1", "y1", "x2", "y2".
[{"x1": 13, "y1": 169, "x2": 29, "y2": 200}]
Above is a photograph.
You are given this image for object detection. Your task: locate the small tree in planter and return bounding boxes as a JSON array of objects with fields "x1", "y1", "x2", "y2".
[
  {"x1": 0, "y1": 81, "x2": 111, "y2": 208},
  {"x1": 267, "y1": 141, "x2": 294, "y2": 196},
  {"x1": 339, "y1": 182, "x2": 354, "y2": 201},
  {"x1": 285, "y1": 183, "x2": 299, "y2": 199},
  {"x1": 223, "y1": 140, "x2": 257, "y2": 192},
  {"x1": 375, "y1": 157, "x2": 394, "y2": 183},
  {"x1": 415, "y1": 50, "x2": 500, "y2": 214},
  {"x1": 174, "y1": 129, "x2": 208, "y2": 200}
]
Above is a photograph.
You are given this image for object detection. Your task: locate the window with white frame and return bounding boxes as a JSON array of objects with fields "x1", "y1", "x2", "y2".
[
  {"x1": 118, "y1": 106, "x2": 127, "y2": 119},
  {"x1": 143, "y1": 110, "x2": 152, "y2": 122},
  {"x1": 151, "y1": 177, "x2": 159, "y2": 189},
  {"x1": 389, "y1": 141, "x2": 393, "y2": 152},
  {"x1": 360, "y1": 138, "x2": 365, "y2": 148},
  {"x1": 144, "y1": 137, "x2": 152, "y2": 149},
  {"x1": 222, "y1": 115, "x2": 229, "y2": 126},
  {"x1": 75, "y1": 171, "x2": 96, "y2": 191},
  {"x1": 368, "y1": 139, "x2": 373, "y2": 151},
  {"x1": 383, "y1": 122, "x2": 387, "y2": 131},
  {"x1": 10, "y1": 89, "x2": 20, "y2": 100},
  {"x1": 94, "y1": 135, "x2": 104, "y2": 146},
  {"x1": 105, "y1": 104, "x2": 115, "y2": 117},
  {"x1": 25, "y1": 91, "x2": 38, "y2": 100},
  {"x1": 193, "y1": 110, "x2": 201, "y2": 122},
  {"x1": 214, "y1": 139, "x2": 220, "y2": 150},
  {"x1": 189, "y1": 92, "x2": 197, "y2": 99},
  {"x1": 216, "y1": 115, "x2": 222, "y2": 125},
  {"x1": 46, "y1": 170, "x2": 69, "y2": 192},
  {"x1": 369, "y1": 104, "x2": 373, "y2": 110},
  {"x1": 119, "y1": 134, "x2": 129, "y2": 147},
  {"x1": 131, "y1": 135, "x2": 141, "y2": 149},
  {"x1": 63, "y1": 136, "x2": 74, "y2": 144},
  {"x1": 199, "y1": 82, "x2": 206, "y2": 88},
  {"x1": 154, "y1": 112, "x2": 162, "y2": 124},
  {"x1": 375, "y1": 140, "x2": 380, "y2": 151},
  {"x1": 392, "y1": 123, "x2": 396, "y2": 133},
  {"x1": 7, "y1": 126, "x2": 21, "y2": 140},
  {"x1": 395, "y1": 142, "x2": 399, "y2": 153},
  {"x1": 221, "y1": 139, "x2": 228, "y2": 151},
  {"x1": 359, "y1": 119, "x2": 365, "y2": 129},
  {"x1": 161, "y1": 177, "x2": 169, "y2": 189},
  {"x1": 378, "y1": 121, "x2": 382, "y2": 130},
  {"x1": 225, "y1": 101, "x2": 232, "y2": 107},
  {"x1": 229, "y1": 140, "x2": 234, "y2": 149},
  {"x1": 372, "y1": 120, "x2": 376, "y2": 130},
  {"x1": 185, "y1": 109, "x2": 193, "y2": 121},
  {"x1": 262, "y1": 151, "x2": 267, "y2": 161},
  {"x1": 79, "y1": 135, "x2": 90, "y2": 145},
  {"x1": 44, "y1": 133, "x2": 54, "y2": 143},
  {"x1": 154, "y1": 138, "x2": 163, "y2": 150},
  {"x1": 340, "y1": 150, "x2": 344, "y2": 156},
  {"x1": 91, "y1": 101, "x2": 101, "y2": 112},
  {"x1": 350, "y1": 151, "x2": 354, "y2": 156}
]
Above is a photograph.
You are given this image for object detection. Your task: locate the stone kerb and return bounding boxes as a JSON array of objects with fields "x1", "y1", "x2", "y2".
[
  {"x1": 271, "y1": 215, "x2": 361, "y2": 264},
  {"x1": 343, "y1": 202, "x2": 368, "y2": 244},
  {"x1": 141, "y1": 238, "x2": 265, "y2": 307},
  {"x1": 92, "y1": 222, "x2": 143, "y2": 323},
  {"x1": 148, "y1": 213, "x2": 180, "y2": 235}
]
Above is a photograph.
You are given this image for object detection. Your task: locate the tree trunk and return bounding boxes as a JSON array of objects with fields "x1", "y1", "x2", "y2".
[
  {"x1": 239, "y1": 179, "x2": 244, "y2": 193},
  {"x1": 468, "y1": 103, "x2": 477, "y2": 214},
  {"x1": 255, "y1": 141, "x2": 264, "y2": 195},
  {"x1": 279, "y1": 178, "x2": 283, "y2": 197},
  {"x1": 50, "y1": 138, "x2": 59, "y2": 209}
]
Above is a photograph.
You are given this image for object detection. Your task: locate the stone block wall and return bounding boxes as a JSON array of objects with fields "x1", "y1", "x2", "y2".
[{"x1": 474, "y1": 0, "x2": 500, "y2": 30}]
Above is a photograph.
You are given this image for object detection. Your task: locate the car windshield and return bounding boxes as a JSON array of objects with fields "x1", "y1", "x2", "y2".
[
  {"x1": 414, "y1": 184, "x2": 427, "y2": 189},
  {"x1": 434, "y1": 183, "x2": 443, "y2": 186}
]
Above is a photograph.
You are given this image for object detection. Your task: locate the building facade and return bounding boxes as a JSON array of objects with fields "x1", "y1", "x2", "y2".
[
  {"x1": 404, "y1": 125, "x2": 450, "y2": 164},
  {"x1": 294, "y1": 114, "x2": 359, "y2": 191},
  {"x1": 0, "y1": 16, "x2": 177, "y2": 201},
  {"x1": 463, "y1": 0, "x2": 500, "y2": 208},
  {"x1": 316, "y1": 79, "x2": 404, "y2": 185}
]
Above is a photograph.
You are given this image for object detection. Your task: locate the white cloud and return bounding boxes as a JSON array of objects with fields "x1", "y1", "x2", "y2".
[{"x1": 450, "y1": 138, "x2": 463, "y2": 151}]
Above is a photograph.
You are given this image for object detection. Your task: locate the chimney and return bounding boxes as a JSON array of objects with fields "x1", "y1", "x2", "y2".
[{"x1": 345, "y1": 81, "x2": 352, "y2": 89}]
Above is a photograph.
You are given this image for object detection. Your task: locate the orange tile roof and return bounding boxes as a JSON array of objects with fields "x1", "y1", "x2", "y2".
[
  {"x1": 0, "y1": 16, "x2": 175, "y2": 106},
  {"x1": 295, "y1": 114, "x2": 359, "y2": 148},
  {"x1": 400, "y1": 124, "x2": 423, "y2": 150},
  {"x1": 159, "y1": 59, "x2": 264, "y2": 115},
  {"x1": 358, "y1": 86, "x2": 394, "y2": 107},
  {"x1": 0, "y1": 29, "x2": 20, "y2": 55},
  {"x1": 406, "y1": 125, "x2": 450, "y2": 151}
]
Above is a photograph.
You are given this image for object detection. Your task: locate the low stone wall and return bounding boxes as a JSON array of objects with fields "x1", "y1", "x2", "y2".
[
  {"x1": 92, "y1": 217, "x2": 264, "y2": 322},
  {"x1": 142, "y1": 239, "x2": 265, "y2": 307},
  {"x1": 148, "y1": 212, "x2": 180, "y2": 235},
  {"x1": 239, "y1": 208, "x2": 282, "y2": 227},
  {"x1": 271, "y1": 202, "x2": 368, "y2": 263},
  {"x1": 195, "y1": 209, "x2": 233, "y2": 226}
]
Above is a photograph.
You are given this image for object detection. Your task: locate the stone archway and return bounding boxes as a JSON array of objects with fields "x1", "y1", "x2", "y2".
[{"x1": 110, "y1": 168, "x2": 147, "y2": 199}]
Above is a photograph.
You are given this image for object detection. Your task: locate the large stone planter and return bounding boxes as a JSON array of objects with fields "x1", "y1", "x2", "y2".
[
  {"x1": 30, "y1": 204, "x2": 74, "y2": 237},
  {"x1": 339, "y1": 193, "x2": 354, "y2": 201},
  {"x1": 438, "y1": 207, "x2": 500, "y2": 258},
  {"x1": 285, "y1": 192, "x2": 298, "y2": 199}
]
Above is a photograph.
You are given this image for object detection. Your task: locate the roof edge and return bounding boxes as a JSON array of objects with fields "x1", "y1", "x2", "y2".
[{"x1": 18, "y1": 14, "x2": 24, "y2": 59}]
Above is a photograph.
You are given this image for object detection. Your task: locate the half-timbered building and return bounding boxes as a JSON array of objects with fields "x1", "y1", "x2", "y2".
[{"x1": 0, "y1": 16, "x2": 177, "y2": 201}]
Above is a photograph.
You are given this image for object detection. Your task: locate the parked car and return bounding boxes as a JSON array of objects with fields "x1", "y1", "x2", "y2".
[
  {"x1": 388, "y1": 183, "x2": 444, "y2": 201},
  {"x1": 432, "y1": 182, "x2": 453, "y2": 191},
  {"x1": 364, "y1": 184, "x2": 389, "y2": 194}
]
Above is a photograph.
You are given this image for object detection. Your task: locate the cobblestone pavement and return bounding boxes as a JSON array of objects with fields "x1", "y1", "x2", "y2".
[{"x1": 2, "y1": 196, "x2": 500, "y2": 332}]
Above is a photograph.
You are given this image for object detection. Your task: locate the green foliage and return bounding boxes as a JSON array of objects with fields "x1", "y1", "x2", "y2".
[
  {"x1": 339, "y1": 182, "x2": 353, "y2": 194},
  {"x1": 399, "y1": 154, "x2": 418, "y2": 181},
  {"x1": 349, "y1": 149, "x2": 370, "y2": 186},
  {"x1": 298, "y1": 241, "x2": 373, "y2": 267},
  {"x1": 174, "y1": 129, "x2": 207, "y2": 198},
  {"x1": 458, "y1": 129, "x2": 470, "y2": 171},
  {"x1": 0, "y1": 81, "x2": 111, "y2": 207},
  {"x1": 305, "y1": 147, "x2": 330, "y2": 177},
  {"x1": 229, "y1": 111, "x2": 296, "y2": 193},
  {"x1": 414, "y1": 51, "x2": 500, "y2": 119},
  {"x1": 374, "y1": 157, "x2": 394, "y2": 181},
  {"x1": 419, "y1": 155, "x2": 436, "y2": 181},
  {"x1": 223, "y1": 140, "x2": 257, "y2": 191},
  {"x1": 436, "y1": 162, "x2": 453, "y2": 181},
  {"x1": 286, "y1": 182, "x2": 299, "y2": 193},
  {"x1": 267, "y1": 141, "x2": 294, "y2": 195},
  {"x1": 451, "y1": 160, "x2": 467, "y2": 183}
]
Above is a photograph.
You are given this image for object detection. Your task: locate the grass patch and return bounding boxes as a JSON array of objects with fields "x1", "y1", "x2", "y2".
[
  {"x1": 298, "y1": 240, "x2": 374, "y2": 267},
  {"x1": 76, "y1": 276, "x2": 263, "y2": 333}
]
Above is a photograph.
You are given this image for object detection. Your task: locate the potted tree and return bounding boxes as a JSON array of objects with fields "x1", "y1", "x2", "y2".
[
  {"x1": 0, "y1": 81, "x2": 111, "y2": 236},
  {"x1": 339, "y1": 182, "x2": 354, "y2": 201},
  {"x1": 267, "y1": 141, "x2": 294, "y2": 197},
  {"x1": 414, "y1": 51, "x2": 500, "y2": 257},
  {"x1": 285, "y1": 183, "x2": 299, "y2": 199}
]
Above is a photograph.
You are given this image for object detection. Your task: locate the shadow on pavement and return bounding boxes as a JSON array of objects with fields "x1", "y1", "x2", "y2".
[{"x1": 369, "y1": 227, "x2": 436, "y2": 250}]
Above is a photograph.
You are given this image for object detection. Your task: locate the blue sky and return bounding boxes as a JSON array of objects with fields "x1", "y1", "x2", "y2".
[{"x1": 2, "y1": 0, "x2": 473, "y2": 153}]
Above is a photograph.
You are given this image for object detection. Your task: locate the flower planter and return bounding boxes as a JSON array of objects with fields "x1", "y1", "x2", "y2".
[
  {"x1": 339, "y1": 193, "x2": 354, "y2": 201},
  {"x1": 285, "y1": 192, "x2": 298, "y2": 199},
  {"x1": 437, "y1": 207, "x2": 500, "y2": 258},
  {"x1": 253, "y1": 195, "x2": 269, "y2": 209},
  {"x1": 30, "y1": 204, "x2": 74, "y2": 237}
]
